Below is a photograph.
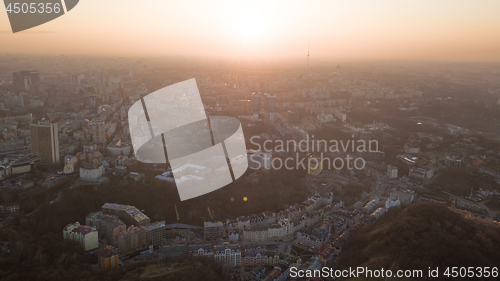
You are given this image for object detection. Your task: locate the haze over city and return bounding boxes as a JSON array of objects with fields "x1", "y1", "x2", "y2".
[
  {"x1": 2, "y1": 0, "x2": 500, "y2": 61},
  {"x1": 2, "y1": 1, "x2": 500, "y2": 280}
]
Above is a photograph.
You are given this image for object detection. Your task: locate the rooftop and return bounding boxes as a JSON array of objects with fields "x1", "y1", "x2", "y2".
[
  {"x1": 204, "y1": 221, "x2": 223, "y2": 228},
  {"x1": 144, "y1": 221, "x2": 166, "y2": 231},
  {"x1": 72, "y1": 225, "x2": 97, "y2": 236},
  {"x1": 98, "y1": 245, "x2": 118, "y2": 258}
]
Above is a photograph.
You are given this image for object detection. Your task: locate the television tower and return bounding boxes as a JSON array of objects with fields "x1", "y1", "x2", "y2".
[{"x1": 307, "y1": 43, "x2": 310, "y2": 75}]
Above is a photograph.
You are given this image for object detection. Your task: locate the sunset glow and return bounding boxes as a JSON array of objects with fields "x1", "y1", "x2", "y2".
[
  {"x1": 236, "y1": 9, "x2": 265, "y2": 39},
  {"x1": 1, "y1": 0, "x2": 500, "y2": 61}
]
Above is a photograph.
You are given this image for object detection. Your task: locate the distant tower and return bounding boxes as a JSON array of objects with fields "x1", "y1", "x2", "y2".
[
  {"x1": 89, "y1": 95, "x2": 97, "y2": 109},
  {"x1": 92, "y1": 116, "x2": 106, "y2": 144},
  {"x1": 264, "y1": 93, "x2": 277, "y2": 122},
  {"x1": 307, "y1": 44, "x2": 310, "y2": 75},
  {"x1": 252, "y1": 93, "x2": 261, "y2": 114}
]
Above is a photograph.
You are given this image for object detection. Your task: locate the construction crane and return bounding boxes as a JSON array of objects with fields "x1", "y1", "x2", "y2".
[
  {"x1": 207, "y1": 207, "x2": 213, "y2": 221},
  {"x1": 175, "y1": 204, "x2": 180, "y2": 223}
]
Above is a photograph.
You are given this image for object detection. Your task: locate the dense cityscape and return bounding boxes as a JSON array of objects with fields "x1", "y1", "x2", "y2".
[{"x1": 0, "y1": 52, "x2": 499, "y2": 280}]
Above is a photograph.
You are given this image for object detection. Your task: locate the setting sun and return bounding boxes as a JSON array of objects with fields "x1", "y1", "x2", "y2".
[{"x1": 237, "y1": 9, "x2": 265, "y2": 39}]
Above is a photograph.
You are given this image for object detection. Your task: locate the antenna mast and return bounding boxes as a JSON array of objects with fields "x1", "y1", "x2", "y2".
[{"x1": 307, "y1": 43, "x2": 311, "y2": 75}]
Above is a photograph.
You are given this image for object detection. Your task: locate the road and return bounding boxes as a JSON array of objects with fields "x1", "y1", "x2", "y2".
[{"x1": 478, "y1": 200, "x2": 498, "y2": 219}]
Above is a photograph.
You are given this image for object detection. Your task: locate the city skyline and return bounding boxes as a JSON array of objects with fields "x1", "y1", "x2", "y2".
[{"x1": 2, "y1": 2, "x2": 500, "y2": 280}]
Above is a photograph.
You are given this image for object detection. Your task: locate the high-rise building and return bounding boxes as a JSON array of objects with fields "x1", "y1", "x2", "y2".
[
  {"x1": 98, "y1": 246, "x2": 119, "y2": 271},
  {"x1": 265, "y1": 94, "x2": 276, "y2": 113},
  {"x1": 249, "y1": 76, "x2": 255, "y2": 90},
  {"x1": 89, "y1": 95, "x2": 97, "y2": 109},
  {"x1": 102, "y1": 203, "x2": 150, "y2": 227},
  {"x1": 30, "y1": 120, "x2": 60, "y2": 164},
  {"x1": 63, "y1": 222, "x2": 99, "y2": 251},
  {"x1": 71, "y1": 74, "x2": 81, "y2": 85},
  {"x1": 120, "y1": 105, "x2": 128, "y2": 124},
  {"x1": 86, "y1": 211, "x2": 126, "y2": 245},
  {"x1": 95, "y1": 71, "x2": 108, "y2": 86},
  {"x1": 92, "y1": 116, "x2": 106, "y2": 144},
  {"x1": 264, "y1": 94, "x2": 277, "y2": 122},
  {"x1": 118, "y1": 225, "x2": 147, "y2": 254},
  {"x1": 252, "y1": 93, "x2": 261, "y2": 114},
  {"x1": 13, "y1": 71, "x2": 40, "y2": 90}
]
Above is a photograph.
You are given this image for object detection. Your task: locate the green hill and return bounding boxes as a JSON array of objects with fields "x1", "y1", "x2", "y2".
[{"x1": 338, "y1": 203, "x2": 500, "y2": 280}]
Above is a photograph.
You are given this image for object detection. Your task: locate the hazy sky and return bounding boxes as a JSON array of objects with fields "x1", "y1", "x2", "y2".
[{"x1": 1, "y1": 0, "x2": 500, "y2": 61}]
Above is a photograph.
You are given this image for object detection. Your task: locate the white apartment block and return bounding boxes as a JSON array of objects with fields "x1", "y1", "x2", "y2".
[{"x1": 63, "y1": 222, "x2": 99, "y2": 251}]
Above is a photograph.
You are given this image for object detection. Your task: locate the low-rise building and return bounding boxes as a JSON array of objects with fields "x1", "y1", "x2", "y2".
[
  {"x1": 213, "y1": 244, "x2": 242, "y2": 268},
  {"x1": 334, "y1": 109, "x2": 346, "y2": 122},
  {"x1": 160, "y1": 243, "x2": 241, "y2": 268},
  {"x1": 243, "y1": 220, "x2": 291, "y2": 242},
  {"x1": 409, "y1": 167, "x2": 426, "y2": 179},
  {"x1": 0, "y1": 204, "x2": 20, "y2": 214},
  {"x1": 247, "y1": 150, "x2": 272, "y2": 170},
  {"x1": 243, "y1": 264, "x2": 266, "y2": 280},
  {"x1": 80, "y1": 162, "x2": 105, "y2": 181},
  {"x1": 107, "y1": 139, "x2": 132, "y2": 156},
  {"x1": 445, "y1": 156, "x2": 462, "y2": 168},
  {"x1": 328, "y1": 209, "x2": 359, "y2": 235},
  {"x1": 243, "y1": 248, "x2": 266, "y2": 268},
  {"x1": 387, "y1": 165, "x2": 398, "y2": 179},
  {"x1": 385, "y1": 196, "x2": 401, "y2": 209},
  {"x1": 204, "y1": 221, "x2": 224, "y2": 241},
  {"x1": 390, "y1": 190, "x2": 415, "y2": 205},
  {"x1": 363, "y1": 199, "x2": 380, "y2": 213},
  {"x1": 228, "y1": 231, "x2": 239, "y2": 243},
  {"x1": 371, "y1": 207, "x2": 386, "y2": 219},
  {"x1": 308, "y1": 156, "x2": 322, "y2": 175},
  {"x1": 420, "y1": 194, "x2": 447, "y2": 205},
  {"x1": 159, "y1": 244, "x2": 189, "y2": 259},
  {"x1": 404, "y1": 142, "x2": 420, "y2": 154},
  {"x1": 296, "y1": 223, "x2": 330, "y2": 250}
]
